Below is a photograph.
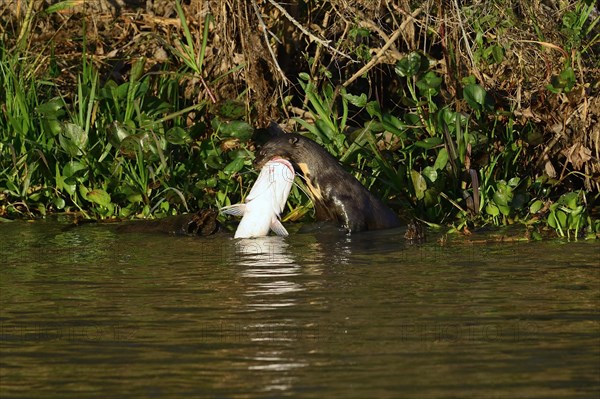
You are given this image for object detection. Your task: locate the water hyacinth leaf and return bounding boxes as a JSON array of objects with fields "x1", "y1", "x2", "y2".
[
  {"x1": 424, "y1": 188, "x2": 439, "y2": 206},
  {"x1": 554, "y1": 209, "x2": 568, "y2": 228},
  {"x1": 63, "y1": 161, "x2": 86, "y2": 185},
  {"x1": 508, "y1": 177, "x2": 521, "y2": 187},
  {"x1": 416, "y1": 71, "x2": 442, "y2": 96},
  {"x1": 195, "y1": 177, "x2": 217, "y2": 189},
  {"x1": 493, "y1": 189, "x2": 510, "y2": 206},
  {"x1": 86, "y1": 189, "x2": 112, "y2": 207},
  {"x1": 36, "y1": 98, "x2": 64, "y2": 117},
  {"x1": 53, "y1": 196, "x2": 66, "y2": 210},
  {"x1": 547, "y1": 67, "x2": 575, "y2": 93},
  {"x1": 395, "y1": 52, "x2": 426, "y2": 78},
  {"x1": 223, "y1": 157, "x2": 245, "y2": 174},
  {"x1": 382, "y1": 113, "x2": 407, "y2": 137},
  {"x1": 486, "y1": 203, "x2": 500, "y2": 217},
  {"x1": 205, "y1": 154, "x2": 223, "y2": 170},
  {"x1": 558, "y1": 191, "x2": 579, "y2": 209},
  {"x1": 366, "y1": 101, "x2": 382, "y2": 118},
  {"x1": 529, "y1": 199, "x2": 544, "y2": 214},
  {"x1": 498, "y1": 204, "x2": 511, "y2": 216},
  {"x1": 109, "y1": 121, "x2": 132, "y2": 144},
  {"x1": 422, "y1": 166, "x2": 438, "y2": 183},
  {"x1": 213, "y1": 119, "x2": 254, "y2": 141},
  {"x1": 127, "y1": 192, "x2": 143, "y2": 203},
  {"x1": 298, "y1": 72, "x2": 310, "y2": 81},
  {"x1": 568, "y1": 206, "x2": 584, "y2": 229},
  {"x1": 342, "y1": 92, "x2": 368, "y2": 107},
  {"x1": 120, "y1": 185, "x2": 143, "y2": 203},
  {"x1": 166, "y1": 127, "x2": 191, "y2": 145},
  {"x1": 410, "y1": 170, "x2": 427, "y2": 200},
  {"x1": 434, "y1": 148, "x2": 449, "y2": 170},
  {"x1": 55, "y1": 164, "x2": 75, "y2": 196},
  {"x1": 59, "y1": 122, "x2": 88, "y2": 156},
  {"x1": 482, "y1": 45, "x2": 505, "y2": 64},
  {"x1": 463, "y1": 84, "x2": 494, "y2": 111},
  {"x1": 43, "y1": 118, "x2": 62, "y2": 136}
]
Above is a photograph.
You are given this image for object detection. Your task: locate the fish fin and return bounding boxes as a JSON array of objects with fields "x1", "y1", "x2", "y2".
[
  {"x1": 220, "y1": 204, "x2": 245, "y2": 217},
  {"x1": 270, "y1": 217, "x2": 289, "y2": 237}
]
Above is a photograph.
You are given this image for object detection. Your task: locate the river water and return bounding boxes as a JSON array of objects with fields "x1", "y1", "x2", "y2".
[{"x1": 1, "y1": 219, "x2": 598, "y2": 398}]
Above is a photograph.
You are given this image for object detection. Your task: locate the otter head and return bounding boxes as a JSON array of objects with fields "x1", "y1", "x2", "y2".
[{"x1": 253, "y1": 134, "x2": 304, "y2": 170}]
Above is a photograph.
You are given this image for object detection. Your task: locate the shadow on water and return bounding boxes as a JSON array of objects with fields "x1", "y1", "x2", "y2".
[{"x1": 0, "y1": 219, "x2": 599, "y2": 398}]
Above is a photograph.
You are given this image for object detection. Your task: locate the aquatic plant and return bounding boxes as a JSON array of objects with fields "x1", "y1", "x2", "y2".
[{"x1": 0, "y1": 0, "x2": 597, "y2": 239}]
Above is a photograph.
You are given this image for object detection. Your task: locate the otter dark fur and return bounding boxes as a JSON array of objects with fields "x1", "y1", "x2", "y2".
[{"x1": 254, "y1": 132, "x2": 402, "y2": 233}]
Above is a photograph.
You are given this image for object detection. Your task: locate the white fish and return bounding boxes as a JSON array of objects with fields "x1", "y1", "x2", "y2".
[{"x1": 221, "y1": 158, "x2": 294, "y2": 238}]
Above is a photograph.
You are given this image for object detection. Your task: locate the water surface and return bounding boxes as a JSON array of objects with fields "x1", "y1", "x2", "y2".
[{"x1": 1, "y1": 220, "x2": 598, "y2": 398}]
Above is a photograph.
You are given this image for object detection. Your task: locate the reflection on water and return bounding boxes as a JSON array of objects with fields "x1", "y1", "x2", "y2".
[
  {"x1": 0, "y1": 220, "x2": 599, "y2": 398},
  {"x1": 233, "y1": 237, "x2": 309, "y2": 391}
]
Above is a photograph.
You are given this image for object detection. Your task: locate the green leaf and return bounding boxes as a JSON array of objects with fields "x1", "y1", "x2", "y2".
[
  {"x1": 59, "y1": 123, "x2": 88, "y2": 156},
  {"x1": 546, "y1": 67, "x2": 575, "y2": 94},
  {"x1": 529, "y1": 199, "x2": 544, "y2": 214},
  {"x1": 508, "y1": 177, "x2": 521, "y2": 187},
  {"x1": 463, "y1": 84, "x2": 494, "y2": 111},
  {"x1": 416, "y1": 71, "x2": 442, "y2": 96},
  {"x1": 381, "y1": 113, "x2": 407, "y2": 137},
  {"x1": 493, "y1": 189, "x2": 510, "y2": 207},
  {"x1": 213, "y1": 119, "x2": 254, "y2": 140},
  {"x1": 555, "y1": 209, "x2": 568, "y2": 227},
  {"x1": 395, "y1": 52, "x2": 427, "y2": 78},
  {"x1": 223, "y1": 157, "x2": 245, "y2": 174},
  {"x1": 434, "y1": 148, "x2": 449, "y2": 170},
  {"x1": 410, "y1": 170, "x2": 427, "y2": 200},
  {"x1": 130, "y1": 57, "x2": 146, "y2": 83},
  {"x1": 205, "y1": 154, "x2": 223, "y2": 170},
  {"x1": 166, "y1": 127, "x2": 192, "y2": 145},
  {"x1": 366, "y1": 101, "x2": 382, "y2": 118},
  {"x1": 43, "y1": 118, "x2": 62, "y2": 136},
  {"x1": 53, "y1": 196, "x2": 66, "y2": 210},
  {"x1": 109, "y1": 121, "x2": 132, "y2": 144},
  {"x1": 86, "y1": 189, "x2": 112, "y2": 207},
  {"x1": 44, "y1": 0, "x2": 78, "y2": 14},
  {"x1": 415, "y1": 137, "x2": 443, "y2": 149},
  {"x1": 486, "y1": 203, "x2": 500, "y2": 217},
  {"x1": 343, "y1": 92, "x2": 368, "y2": 107},
  {"x1": 36, "y1": 98, "x2": 64, "y2": 117},
  {"x1": 558, "y1": 191, "x2": 579, "y2": 209},
  {"x1": 422, "y1": 166, "x2": 438, "y2": 183}
]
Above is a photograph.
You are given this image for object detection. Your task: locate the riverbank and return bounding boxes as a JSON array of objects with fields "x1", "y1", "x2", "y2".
[{"x1": 1, "y1": 0, "x2": 598, "y2": 239}]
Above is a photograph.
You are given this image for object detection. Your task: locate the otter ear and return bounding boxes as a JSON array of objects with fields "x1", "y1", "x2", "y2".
[{"x1": 289, "y1": 136, "x2": 299, "y2": 145}]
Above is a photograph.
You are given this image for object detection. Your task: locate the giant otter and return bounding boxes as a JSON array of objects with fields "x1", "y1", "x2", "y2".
[{"x1": 254, "y1": 130, "x2": 402, "y2": 233}]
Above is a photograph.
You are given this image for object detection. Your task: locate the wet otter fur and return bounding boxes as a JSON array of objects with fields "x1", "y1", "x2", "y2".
[{"x1": 254, "y1": 130, "x2": 402, "y2": 233}]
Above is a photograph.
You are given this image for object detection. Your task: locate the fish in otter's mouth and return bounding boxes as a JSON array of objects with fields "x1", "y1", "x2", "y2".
[{"x1": 221, "y1": 158, "x2": 294, "y2": 238}]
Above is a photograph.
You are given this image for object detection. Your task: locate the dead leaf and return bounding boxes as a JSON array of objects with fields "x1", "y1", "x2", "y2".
[{"x1": 562, "y1": 142, "x2": 592, "y2": 170}]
